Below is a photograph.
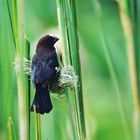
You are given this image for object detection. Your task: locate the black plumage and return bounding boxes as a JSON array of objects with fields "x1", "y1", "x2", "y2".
[{"x1": 30, "y1": 35, "x2": 59, "y2": 114}]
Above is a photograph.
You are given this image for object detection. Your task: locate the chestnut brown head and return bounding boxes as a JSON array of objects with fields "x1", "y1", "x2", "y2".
[{"x1": 37, "y1": 35, "x2": 59, "y2": 49}]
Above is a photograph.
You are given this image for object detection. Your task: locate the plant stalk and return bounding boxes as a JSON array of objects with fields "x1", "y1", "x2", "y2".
[{"x1": 56, "y1": 0, "x2": 86, "y2": 139}]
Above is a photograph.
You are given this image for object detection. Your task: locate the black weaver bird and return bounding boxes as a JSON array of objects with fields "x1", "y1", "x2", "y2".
[{"x1": 30, "y1": 35, "x2": 59, "y2": 114}]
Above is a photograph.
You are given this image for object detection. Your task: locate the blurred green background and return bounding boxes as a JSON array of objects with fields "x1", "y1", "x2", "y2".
[{"x1": 0, "y1": 0, "x2": 137, "y2": 140}]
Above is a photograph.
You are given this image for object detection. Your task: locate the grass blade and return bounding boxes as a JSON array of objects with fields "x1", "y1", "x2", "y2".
[
  {"x1": 56, "y1": 0, "x2": 86, "y2": 139},
  {"x1": 93, "y1": 1, "x2": 132, "y2": 139},
  {"x1": 118, "y1": 1, "x2": 139, "y2": 140}
]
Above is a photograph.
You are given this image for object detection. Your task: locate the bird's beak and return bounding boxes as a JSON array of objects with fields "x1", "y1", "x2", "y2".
[{"x1": 53, "y1": 37, "x2": 59, "y2": 44}]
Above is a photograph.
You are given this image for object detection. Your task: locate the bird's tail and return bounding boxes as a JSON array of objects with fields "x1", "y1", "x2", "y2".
[{"x1": 30, "y1": 84, "x2": 52, "y2": 114}]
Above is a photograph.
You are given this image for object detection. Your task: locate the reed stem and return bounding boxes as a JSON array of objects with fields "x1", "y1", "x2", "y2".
[
  {"x1": 118, "y1": 1, "x2": 139, "y2": 140},
  {"x1": 94, "y1": 1, "x2": 131, "y2": 139},
  {"x1": 56, "y1": 0, "x2": 86, "y2": 139},
  {"x1": 6, "y1": 0, "x2": 30, "y2": 139}
]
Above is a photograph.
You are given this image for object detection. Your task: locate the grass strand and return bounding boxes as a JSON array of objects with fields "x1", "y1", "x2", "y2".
[{"x1": 56, "y1": 0, "x2": 86, "y2": 139}]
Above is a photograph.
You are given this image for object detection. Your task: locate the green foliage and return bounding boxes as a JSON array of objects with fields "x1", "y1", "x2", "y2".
[{"x1": 0, "y1": 0, "x2": 139, "y2": 140}]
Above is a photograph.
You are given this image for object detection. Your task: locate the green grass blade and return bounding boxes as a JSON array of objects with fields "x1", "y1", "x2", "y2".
[
  {"x1": 8, "y1": 117, "x2": 17, "y2": 140},
  {"x1": 15, "y1": 0, "x2": 30, "y2": 140},
  {"x1": 8, "y1": 117, "x2": 12, "y2": 140},
  {"x1": 5, "y1": 0, "x2": 16, "y2": 49},
  {"x1": 56, "y1": 0, "x2": 79, "y2": 139},
  {"x1": 118, "y1": 1, "x2": 139, "y2": 140},
  {"x1": 56, "y1": 0, "x2": 86, "y2": 139},
  {"x1": 35, "y1": 114, "x2": 42, "y2": 140},
  {"x1": 94, "y1": 1, "x2": 132, "y2": 139}
]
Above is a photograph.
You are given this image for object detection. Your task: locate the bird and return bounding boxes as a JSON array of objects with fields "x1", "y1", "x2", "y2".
[{"x1": 30, "y1": 35, "x2": 59, "y2": 114}]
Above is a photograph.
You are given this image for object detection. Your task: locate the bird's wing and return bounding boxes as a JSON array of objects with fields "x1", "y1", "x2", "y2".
[
  {"x1": 31, "y1": 54, "x2": 40, "y2": 85},
  {"x1": 31, "y1": 51, "x2": 58, "y2": 85}
]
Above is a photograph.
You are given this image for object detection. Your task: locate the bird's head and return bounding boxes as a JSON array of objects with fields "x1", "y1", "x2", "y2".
[{"x1": 36, "y1": 35, "x2": 59, "y2": 51}]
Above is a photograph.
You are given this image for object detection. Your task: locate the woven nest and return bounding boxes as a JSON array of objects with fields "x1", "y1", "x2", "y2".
[{"x1": 14, "y1": 56, "x2": 78, "y2": 95}]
